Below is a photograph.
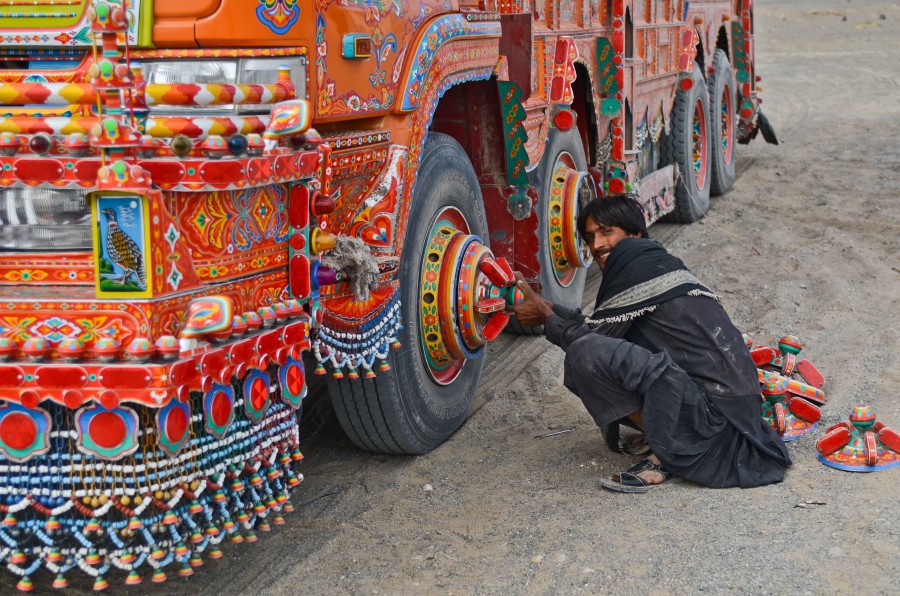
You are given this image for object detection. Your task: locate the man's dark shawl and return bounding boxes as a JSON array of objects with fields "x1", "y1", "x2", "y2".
[
  {"x1": 575, "y1": 237, "x2": 790, "y2": 487},
  {"x1": 588, "y1": 237, "x2": 718, "y2": 325}
]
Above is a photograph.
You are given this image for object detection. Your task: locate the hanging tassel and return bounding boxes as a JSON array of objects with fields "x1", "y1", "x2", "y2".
[
  {"x1": 16, "y1": 576, "x2": 33, "y2": 592},
  {"x1": 379, "y1": 360, "x2": 391, "y2": 371},
  {"x1": 152, "y1": 569, "x2": 167, "y2": 583},
  {"x1": 314, "y1": 362, "x2": 327, "y2": 375},
  {"x1": 125, "y1": 571, "x2": 142, "y2": 585},
  {"x1": 52, "y1": 574, "x2": 68, "y2": 589},
  {"x1": 93, "y1": 576, "x2": 109, "y2": 591}
]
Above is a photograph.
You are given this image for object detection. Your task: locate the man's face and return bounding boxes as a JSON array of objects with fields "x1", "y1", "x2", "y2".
[{"x1": 582, "y1": 219, "x2": 640, "y2": 270}]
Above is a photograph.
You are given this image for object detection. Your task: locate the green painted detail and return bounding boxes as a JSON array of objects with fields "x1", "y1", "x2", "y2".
[
  {"x1": 596, "y1": 38, "x2": 621, "y2": 117},
  {"x1": 497, "y1": 81, "x2": 530, "y2": 188},
  {"x1": 601, "y1": 98, "x2": 620, "y2": 117},
  {"x1": 732, "y1": 21, "x2": 749, "y2": 83}
]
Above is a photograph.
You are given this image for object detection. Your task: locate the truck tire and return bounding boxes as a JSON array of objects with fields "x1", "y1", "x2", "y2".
[
  {"x1": 328, "y1": 132, "x2": 486, "y2": 454},
  {"x1": 707, "y1": 49, "x2": 737, "y2": 196},
  {"x1": 506, "y1": 128, "x2": 589, "y2": 335},
  {"x1": 662, "y1": 64, "x2": 711, "y2": 223}
]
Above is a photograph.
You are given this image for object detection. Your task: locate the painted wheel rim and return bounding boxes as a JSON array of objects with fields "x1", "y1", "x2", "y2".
[
  {"x1": 721, "y1": 84, "x2": 734, "y2": 164},
  {"x1": 692, "y1": 98, "x2": 708, "y2": 190},
  {"x1": 419, "y1": 207, "x2": 511, "y2": 385},
  {"x1": 546, "y1": 153, "x2": 593, "y2": 287}
]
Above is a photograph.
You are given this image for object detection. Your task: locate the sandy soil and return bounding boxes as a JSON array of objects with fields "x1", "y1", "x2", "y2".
[
  {"x1": 191, "y1": 2, "x2": 898, "y2": 593},
  {"x1": 7, "y1": 0, "x2": 897, "y2": 593}
]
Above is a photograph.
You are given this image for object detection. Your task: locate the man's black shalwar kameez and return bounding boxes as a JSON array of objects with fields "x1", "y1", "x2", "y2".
[{"x1": 545, "y1": 238, "x2": 791, "y2": 488}]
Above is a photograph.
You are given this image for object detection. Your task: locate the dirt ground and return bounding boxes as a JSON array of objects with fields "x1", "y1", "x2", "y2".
[
  {"x1": 185, "y1": 2, "x2": 897, "y2": 593},
  {"x1": 7, "y1": 0, "x2": 897, "y2": 593}
]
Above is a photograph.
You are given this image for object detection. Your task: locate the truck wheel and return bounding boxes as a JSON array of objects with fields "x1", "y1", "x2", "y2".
[
  {"x1": 328, "y1": 132, "x2": 488, "y2": 454},
  {"x1": 662, "y1": 64, "x2": 711, "y2": 223},
  {"x1": 707, "y1": 49, "x2": 737, "y2": 196},
  {"x1": 506, "y1": 128, "x2": 592, "y2": 335}
]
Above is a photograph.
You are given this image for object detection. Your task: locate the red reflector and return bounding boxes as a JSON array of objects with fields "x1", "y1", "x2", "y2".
[
  {"x1": 679, "y1": 77, "x2": 694, "y2": 91},
  {"x1": 553, "y1": 110, "x2": 576, "y2": 131}
]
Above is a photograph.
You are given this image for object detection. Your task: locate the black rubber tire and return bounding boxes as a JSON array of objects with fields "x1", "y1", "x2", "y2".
[
  {"x1": 506, "y1": 128, "x2": 588, "y2": 335},
  {"x1": 327, "y1": 132, "x2": 486, "y2": 454},
  {"x1": 707, "y1": 49, "x2": 737, "y2": 196},
  {"x1": 661, "y1": 64, "x2": 711, "y2": 223}
]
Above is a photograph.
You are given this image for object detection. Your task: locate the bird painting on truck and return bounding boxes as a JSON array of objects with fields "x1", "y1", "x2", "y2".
[{"x1": 100, "y1": 207, "x2": 146, "y2": 290}]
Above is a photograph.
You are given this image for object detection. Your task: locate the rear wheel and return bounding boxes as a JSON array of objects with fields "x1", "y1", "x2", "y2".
[
  {"x1": 506, "y1": 128, "x2": 593, "y2": 335},
  {"x1": 707, "y1": 49, "x2": 737, "y2": 196},
  {"x1": 662, "y1": 64, "x2": 711, "y2": 223},
  {"x1": 328, "y1": 132, "x2": 507, "y2": 454}
]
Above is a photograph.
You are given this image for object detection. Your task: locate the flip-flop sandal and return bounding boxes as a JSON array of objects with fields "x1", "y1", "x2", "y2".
[{"x1": 598, "y1": 458, "x2": 678, "y2": 494}]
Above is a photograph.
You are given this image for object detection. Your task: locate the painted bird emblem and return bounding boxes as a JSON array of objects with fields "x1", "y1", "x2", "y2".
[{"x1": 101, "y1": 208, "x2": 146, "y2": 290}]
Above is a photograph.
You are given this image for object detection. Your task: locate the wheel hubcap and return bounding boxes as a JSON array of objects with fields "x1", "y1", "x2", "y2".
[
  {"x1": 692, "y1": 99, "x2": 708, "y2": 190},
  {"x1": 419, "y1": 208, "x2": 516, "y2": 385},
  {"x1": 546, "y1": 157, "x2": 594, "y2": 286},
  {"x1": 721, "y1": 84, "x2": 734, "y2": 164}
]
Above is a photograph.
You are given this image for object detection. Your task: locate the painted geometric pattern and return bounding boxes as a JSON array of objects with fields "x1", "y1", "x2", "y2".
[
  {"x1": 0, "y1": 270, "x2": 288, "y2": 352},
  {"x1": 175, "y1": 185, "x2": 289, "y2": 282}
]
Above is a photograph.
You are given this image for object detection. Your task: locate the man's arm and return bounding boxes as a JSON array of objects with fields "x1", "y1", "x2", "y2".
[{"x1": 507, "y1": 274, "x2": 630, "y2": 351}]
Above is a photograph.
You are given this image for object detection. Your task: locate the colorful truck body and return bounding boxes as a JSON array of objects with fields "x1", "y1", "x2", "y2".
[{"x1": 0, "y1": 0, "x2": 769, "y2": 588}]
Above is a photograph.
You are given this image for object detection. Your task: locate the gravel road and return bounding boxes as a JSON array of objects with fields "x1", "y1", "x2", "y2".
[{"x1": 193, "y1": 2, "x2": 897, "y2": 593}]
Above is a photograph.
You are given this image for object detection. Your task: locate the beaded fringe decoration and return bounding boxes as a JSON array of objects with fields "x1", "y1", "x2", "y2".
[
  {"x1": 312, "y1": 300, "x2": 403, "y2": 380},
  {"x1": 0, "y1": 376, "x2": 303, "y2": 590}
]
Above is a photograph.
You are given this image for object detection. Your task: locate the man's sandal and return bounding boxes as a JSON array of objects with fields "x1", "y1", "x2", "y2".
[{"x1": 598, "y1": 458, "x2": 678, "y2": 494}]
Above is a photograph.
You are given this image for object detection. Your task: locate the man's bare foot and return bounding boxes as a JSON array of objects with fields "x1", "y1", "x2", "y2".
[
  {"x1": 600, "y1": 454, "x2": 676, "y2": 493},
  {"x1": 611, "y1": 454, "x2": 667, "y2": 485}
]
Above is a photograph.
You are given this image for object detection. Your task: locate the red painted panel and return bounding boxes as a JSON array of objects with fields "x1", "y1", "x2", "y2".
[
  {"x1": 73, "y1": 160, "x2": 102, "y2": 183},
  {"x1": 282, "y1": 320, "x2": 309, "y2": 346},
  {"x1": 289, "y1": 184, "x2": 309, "y2": 228},
  {"x1": 290, "y1": 254, "x2": 310, "y2": 299},
  {"x1": 200, "y1": 160, "x2": 244, "y2": 184},
  {"x1": 255, "y1": 330, "x2": 284, "y2": 356},
  {"x1": 99, "y1": 366, "x2": 152, "y2": 389},
  {"x1": 0, "y1": 366, "x2": 25, "y2": 388},
  {"x1": 228, "y1": 338, "x2": 256, "y2": 366},
  {"x1": 142, "y1": 161, "x2": 186, "y2": 185},
  {"x1": 34, "y1": 366, "x2": 87, "y2": 389},
  {"x1": 200, "y1": 350, "x2": 227, "y2": 377},
  {"x1": 169, "y1": 359, "x2": 199, "y2": 385},
  {"x1": 14, "y1": 159, "x2": 64, "y2": 182}
]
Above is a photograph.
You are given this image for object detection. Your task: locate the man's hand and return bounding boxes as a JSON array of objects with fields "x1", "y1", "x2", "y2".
[{"x1": 507, "y1": 272, "x2": 554, "y2": 327}]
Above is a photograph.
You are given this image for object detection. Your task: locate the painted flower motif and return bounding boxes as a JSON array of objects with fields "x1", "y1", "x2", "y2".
[
  {"x1": 424, "y1": 314, "x2": 438, "y2": 327},
  {"x1": 425, "y1": 271, "x2": 438, "y2": 283},
  {"x1": 347, "y1": 95, "x2": 362, "y2": 111}
]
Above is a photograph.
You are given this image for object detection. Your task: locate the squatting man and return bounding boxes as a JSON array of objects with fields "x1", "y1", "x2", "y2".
[{"x1": 507, "y1": 195, "x2": 791, "y2": 492}]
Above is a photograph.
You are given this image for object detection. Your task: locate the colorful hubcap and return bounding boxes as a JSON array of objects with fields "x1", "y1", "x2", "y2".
[
  {"x1": 546, "y1": 155, "x2": 594, "y2": 286},
  {"x1": 692, "y1": 98, "x2": 708, "y2": 190},
  {"x1": 721, "y1": 84, "x2": 734, "y2": 164},
  {"x1": 420, "y1": 208, "x2": 515, "y2": 385}
]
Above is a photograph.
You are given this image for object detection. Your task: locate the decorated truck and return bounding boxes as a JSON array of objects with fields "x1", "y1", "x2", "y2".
[{"x1": 0, "y1": 0, "x2": 772, "y2": 589}]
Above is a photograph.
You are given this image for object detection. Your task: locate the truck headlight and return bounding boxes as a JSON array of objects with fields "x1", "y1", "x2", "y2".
[
  {"x1": 0, "y1": 188, "x2": 91, "y2": 251},
  {"x1": 142, "y1": 56, "x2": 307, "y2": 114}
]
